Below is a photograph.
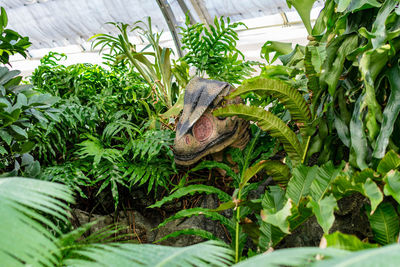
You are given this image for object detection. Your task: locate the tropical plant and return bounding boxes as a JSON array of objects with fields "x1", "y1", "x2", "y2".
[
  {"x1": 4, "y1": 176, "x2": 400, "y2": 267},
  {"x1": 263, "y1": 0, "x2": 400, "y2": 167},
  {"x1": 229, "y1": 0, "x2": 400, "y2": 251},
  {"x1": 0, "y1": 7, "x2": 31, "y2": 65},
  {"x1": 0, "y1": 66, "x2": 59, "y2": 176},
  {"x1": 180, "y1": 16, "x2": 257, "y2": 84},
  {"x1": 0, "y1": 177, "x2": 235, "y2": 266},
  {"x1": 90, "y1": 18, "x2": 184, "y2": 115},
  {"x1": 29, "y1": 52, "x2": 176, "y2": 208},
  {"x1": 149, "y1": 0, "x2": 400, "y2": 258}
]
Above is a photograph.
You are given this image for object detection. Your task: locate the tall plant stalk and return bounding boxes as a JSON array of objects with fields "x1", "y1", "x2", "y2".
[{"x1": 234, "y1": 129, "x2": 261, "y2": 262}]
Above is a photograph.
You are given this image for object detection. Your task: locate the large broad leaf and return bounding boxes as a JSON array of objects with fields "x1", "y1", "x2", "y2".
[
  {"x1": 214, "y1": 104, "x2": 304, "y2": 165},
  {"x1": 307, "y1": 194, "x2": 338, "y2": 234},
  {"x1": 383, "y1": 170, "x2": 400, "y2": 204},
  {"x1": 323, "y1": 232, "x2": 379, "y2": 251},
  {"x1": 228, "y1": 77, "x2": 311, "y2": 123},
  {"x1": 373, "y1": 63, "x2": 400, "y2": 158},
  {"x1": 314, "y1": 243, "x2": 400, "y2": 267},
  {"x1": 240, "y1": 160, "x2": 291, "y2": 191},
  {"x1": 363, "y1": 178, "x2": 383, "y2": 214},
  {"x1": 286, "y1": 164, "x2": 317, "y2": 205},
  {"x1": 0, "y1": 177, "x2": 73, "y2": 267},
  {"x1": 286, "y1": 0, "x2": 318, "y2": 35},
  {"x1": 360, "y1": 44, "x2": 392, "y2": 140},
  {"x1": 65, "y1": 240, "x2": 234, "y2": 267},
  {"x1": 350, "y1": 94, "x2": 369, "y2": 170},
  {"x1": 310, "y1": 161, "x2": 344, "y2": 202},
  {"x1": 331, "y1": 172, "x2": 382, "y2": 214},
  {"x1": 320, "y1": 34, "x2": 358, "y2": 96},
  {"x1": 345, "y1": 0, "x2": 381, "y2": 13},
  {"x1": 367, "y1": 202, "x2": 399, "y2": 245},
  {"x1": 149, "y1": 184, "x2": 232, "y2": 208},
  {"x1": 377, "y1": 150, "x2": 400, "y2": 175},
  {"x1": 233, "y1": 247, "x2": 348, "y2": 267},
  {"x1": 261, "y1": 199, "x2": 293, "y2": 234},
  {"x1": 261, "y1": 41, "x2": 293, "y2": 64},
  {"x1": 359, "y1": 0, "x2": 398, "y2": 50}
]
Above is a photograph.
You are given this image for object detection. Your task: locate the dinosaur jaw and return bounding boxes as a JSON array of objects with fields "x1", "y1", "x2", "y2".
[{"x1": 173, "y1": 119, "x2": 248, "y2": 166}]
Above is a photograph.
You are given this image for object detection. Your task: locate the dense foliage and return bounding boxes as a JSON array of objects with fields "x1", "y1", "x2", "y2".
[
  {"x1": 180, "y1": 16, "x2": 257, "y2": 84},
  {"x1": 2, "y1": 1, "x2": 400, "y2": 266},
  {"x1": 29, "y1": 52, "x2": 176, "y2": 207}
]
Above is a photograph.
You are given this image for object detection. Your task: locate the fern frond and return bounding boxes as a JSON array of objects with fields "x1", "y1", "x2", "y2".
[
  {"x1": 157, "y1": 207, "x2": 235, "y2": 232},
  {"x1": 214, "y1": 104, "x2": 304, "y2": 165},
  {"x1": 0, "y1": 178, "x2": 73, "y2": 266},
  {"x1": 64, "y1": 240, "x2": 234, "y2": 267},
  {"x1": 228, "y1": 77, "x2": 311, "y2": 123},
  {"x1": 149, "y1": 184, "x2": 232, "y2": 208},
  {"x1": 155, "y1": 229, "x2": 222, "y2": 244},
  {"x1": 241, "y1": 160, "x2": 291, "y2": 190}
]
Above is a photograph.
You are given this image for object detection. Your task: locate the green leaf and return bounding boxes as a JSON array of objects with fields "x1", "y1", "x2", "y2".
[
  {"x1": 367, "y1": 202, "x2": 399, "y2": 245},
  {"x1": 0, "y1": 129, "x2": 12, "y2": 145},
  {"x1": 65, "y1": 240, "x2": 234, "y2": 267},
  {"x1": 307, "y1": 194, "x2": 338, "y2": 234},
  {"x1": 310, "y1": 161, "x2": 344, "y2": 202},
  {"x1": 286, "y1": 0, "x2": 318, "y2": 35},
  {"x1": 228, "y1": 77, "x2": 311, "y2": 123},
  {"x1": 155, "y1": 229, "x2": 221, "y2": 243},
  {"x1": 214, "y1": 104, "x2": 304, "y2": 165},
  {"x1": 10, "y1": 125, "x2": 28, "y2": 139},
  {"x1": 360, "y1": 44, "x2": 392, "y2": 139},
  {"x1": 156, "y1": 207, "x2": 235, "y2": 232},
  {"x1": 261, "y1": 41, "x2": 293, "y2": 64},
  {"x1": 377, "y1": 150, "x2": 400, "y2": 175},
  {"x1": 240, "y1": 160, "x2": 290, "y2": 191},
  {"x1": 320, "y1": 34, "x2": 358, "y2": 96},
  {"x1": 191, "y1": 161, "x2": 238, "y2": 181},
  {"x1": 0, "y1": 7, "x2": 8, "y2": 28},
  {"x1": 286, "y1": 164, "x2": 317, "y2": 205},
  {"x1": 233, "y1": 247, "x2": 348, "y2": 267},
  {"x1": 149, "y1": 185, "x2": 231, "y2": 208},
  {"x1": 313, "y1": 243, "x2": 400, "y2": 267},
  {"x1": 0, "y1": 145, "x2": 6, "y2": 155},
  {"x1": 0, "y1": 178, "x2": 73, "y2": 266},
  {"x1": 363, "y1": 178, "x2": 383, "y2": 214},
  {"x1": 346, "y1": 0, "x2": 381, "y2": 13},
  {"x1": 261, "y1": 199, "x2": 293, "y2": 234},
  {"x1": 373, "y1": 63, "x2": 400, "y2": 158},
  {"x1": 383, "y1": 170, "x2": 400, "y2": 204},
  {"x1": 350, "y1": 94, "x2": 369, "y2": 170},
  {"x1": 324, "y1": 232, "x2": 379, "y2": 251}
]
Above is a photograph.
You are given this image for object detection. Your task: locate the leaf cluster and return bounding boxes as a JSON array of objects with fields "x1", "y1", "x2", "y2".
[{"x1": 180, "y1": 16, "x2": 257, "y2": 84}]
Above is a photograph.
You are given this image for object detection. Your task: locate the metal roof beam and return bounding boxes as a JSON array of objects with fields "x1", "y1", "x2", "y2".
[
  {"x1": 177, "y1": 0, "x2": 196, "y2": 25},
  {"x1": 156, "y1": 0, "x2": 183, "y2": 57},
  {"x1": 188, "y1": 0, "x2": 212, "y2": 28}
]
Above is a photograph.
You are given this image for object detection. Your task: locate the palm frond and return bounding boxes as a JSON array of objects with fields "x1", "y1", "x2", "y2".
[
  {"x1": 233, "y1": 247, "x2": 348, "y2": 267},
  {"x1": 214, "y1": 104, "x2": 304, "y2": 165},
  {"x1": 228, "y1": 77, "x2": 311, "y2": 123},
  {"x1": 0, "y1": 177, "x2": 73, "y2": 266},
  {"x1": 64, "y1": 240, "x2": 234, "y2": 267}
]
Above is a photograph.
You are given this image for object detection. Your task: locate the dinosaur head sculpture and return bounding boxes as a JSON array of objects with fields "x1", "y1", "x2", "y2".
[{"x1": 173, "y1": 77, "x2": 249, "y2": 165}]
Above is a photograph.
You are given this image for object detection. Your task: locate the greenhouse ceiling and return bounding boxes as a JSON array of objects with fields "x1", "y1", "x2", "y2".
[{"x1": 3, "y1": 0, "x2": 323, "y2": 75}]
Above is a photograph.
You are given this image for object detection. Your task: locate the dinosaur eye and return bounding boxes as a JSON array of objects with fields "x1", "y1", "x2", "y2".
[{"x1": 217, "y1": 116, "x2": 227, "y2": 120}]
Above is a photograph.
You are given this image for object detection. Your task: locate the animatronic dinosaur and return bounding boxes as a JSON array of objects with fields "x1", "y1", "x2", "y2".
[{"x1": 173, "y1": 77, "x2": 249, "y2": 165}]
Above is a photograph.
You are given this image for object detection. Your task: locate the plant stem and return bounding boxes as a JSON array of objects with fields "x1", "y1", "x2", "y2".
[
  {"x1": 234, "y1": 128, "x2": 260, "y2": 263},
  {"x1": 302, "y1": 135, "x2": 311, "y2": 164}
]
